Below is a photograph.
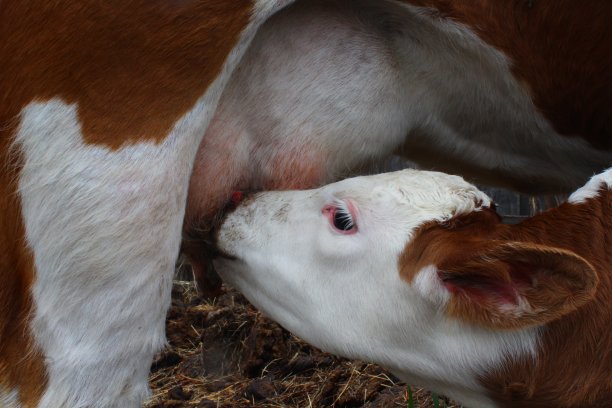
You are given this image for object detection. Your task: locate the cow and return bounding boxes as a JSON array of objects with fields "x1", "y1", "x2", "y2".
[
  {"x1": 0, "y1": 0, "x2": 610, "y2": 406},
  {"x1": 213, "y1": 168, "x2": 612, "y2": 408}
]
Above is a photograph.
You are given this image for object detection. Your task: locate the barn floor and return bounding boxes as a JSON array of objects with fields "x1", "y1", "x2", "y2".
[{"x1": 144, "y1": 281, "x2": 461, "y2": 408}]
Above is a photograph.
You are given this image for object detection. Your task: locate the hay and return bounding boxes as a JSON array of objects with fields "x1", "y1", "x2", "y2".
[{"x1": 145, "y1": 281, "x2": 461, "y2": 408}]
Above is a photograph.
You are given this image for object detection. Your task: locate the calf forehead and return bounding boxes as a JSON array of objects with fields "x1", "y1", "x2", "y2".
[{"x1": 329, "y1": 170, "x2": 490, "y2": 213}]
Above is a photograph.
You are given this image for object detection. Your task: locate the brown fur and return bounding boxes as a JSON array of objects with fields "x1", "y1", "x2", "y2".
[
  {"x1": 400, "y1": 188, "x2": 612, "y2": 406},
  {"x1": 404, "y1": 0, "x2": 612, "y2": 149},
  {"x1": 0, "y1": 0, "x2": 253, "y2": 149},
  {"x1": 0, "y1": 146, "x2": 46, "y2": 406},
  {"x1": 0, "y1": 0, "x2": 254, "y2": 404}
]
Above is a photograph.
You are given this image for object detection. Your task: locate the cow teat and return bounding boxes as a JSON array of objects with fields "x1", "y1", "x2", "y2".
[{"x1": 181, "y1": 191, "x2": 251, "y2": 297}]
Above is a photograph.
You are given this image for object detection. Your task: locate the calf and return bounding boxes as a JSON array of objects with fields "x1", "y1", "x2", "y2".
[
  {"x1": 1, "y1": 0, "x2": 610, "y2": 406},
  {"x1": 214, "y1": 168, "x2": 611, "y2": 407}
]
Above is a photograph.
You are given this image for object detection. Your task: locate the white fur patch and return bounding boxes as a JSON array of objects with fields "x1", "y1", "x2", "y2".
[
  {"x1": 412, "y1": 265, "x2": 450, "y2": 306},
  {"x1": 567, "y1": 168, "x2": 612, "y2": 204},
  {"x1": 0, "y1": 388, "x2": 20, "y2": 408},
  {"x1": 17, "y1": 100, "x2": 193, "y2": 407}
]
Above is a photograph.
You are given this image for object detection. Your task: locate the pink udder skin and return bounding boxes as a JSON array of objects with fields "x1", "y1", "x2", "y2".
[
  {"x1": 183, "y1": 116, "x2": 328, "y2": 295},
  {"x1": 186, "y1": 141, "x2": 326, "y2": 226}
]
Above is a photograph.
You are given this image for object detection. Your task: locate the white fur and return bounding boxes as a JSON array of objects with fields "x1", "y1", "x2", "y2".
[
  {"x1": 208, "y1": 0, "x2": 611, "y2": 193},
  {"x1": 215, "y1": 169, "x2": 538, "y2": 407},
  {"x1": 567, "y1": 168, "x2": 612, "y2": 204},
  {"x1": 0, "y1": 388, "x2": 20, "y2": 408},
  {"x1": 13, "y1": 1, "x2": 294, "y2": 406},
  {"x1": 412, "y1": 265, "x2": 450, "y2": 306},
  {"x1": 17, "y1": 100, "x2": 196, "y2": 407}
]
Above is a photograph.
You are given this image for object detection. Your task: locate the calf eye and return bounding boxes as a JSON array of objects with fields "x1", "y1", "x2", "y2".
[
  {"x1": 323, "y1": 201, "x2": 358, "y2": 234},
  {"x1": 333, "y1": 207, "x2": 355, "y2": 231}
]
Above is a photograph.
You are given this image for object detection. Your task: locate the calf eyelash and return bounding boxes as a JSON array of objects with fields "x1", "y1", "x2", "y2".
[{"x1": 333, "y1": 199, "x2": 355, "y2": 231}]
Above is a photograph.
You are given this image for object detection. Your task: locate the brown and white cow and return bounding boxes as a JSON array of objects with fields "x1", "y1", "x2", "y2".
[
  {"x1": 214, "y1": 168, "x2": 612, "y2": 408},
  {"x1": 0, "y1": 0, "x2": 610, "y2": 406}
]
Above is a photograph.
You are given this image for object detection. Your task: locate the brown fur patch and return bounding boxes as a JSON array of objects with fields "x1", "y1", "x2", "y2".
[
  {"x1": 0, "y1": 145, "x2": 46, "y2": 406},
  {"x1": 441, "y1": 241, "x2": 597, "y2": 329},
  {"x1": 403, "y1": 0, "x2": 612, "y2": 149},
  {"x1": 400, "y1": 188, "x2": 612, "y2": 406},
  {"x1": 400, "y1": 208, "x2": 504, "y2": 284},
  {"x1": 0, "y1": 0, "x2": 254, "y2": 149}
]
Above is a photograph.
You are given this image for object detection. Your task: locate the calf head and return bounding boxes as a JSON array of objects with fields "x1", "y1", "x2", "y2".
[{"x1": 212, "y1": 169, "x2": 599, "y2": 407}]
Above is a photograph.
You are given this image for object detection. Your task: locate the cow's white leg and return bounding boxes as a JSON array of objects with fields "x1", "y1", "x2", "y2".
[
  {"x1": 0, "y1": 388, "x2": 20, "y2": 408},
  {"x1": 15, "y1": 99, "x2": 211, "y2": 407},
  {"x1": 13, "y1": 2, "x2": 292, "y2": 405}
]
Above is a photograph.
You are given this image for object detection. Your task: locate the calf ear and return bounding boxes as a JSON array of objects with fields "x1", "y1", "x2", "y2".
[{"x1": 439, "y1": 242, "x2": 598, "y2": 329}]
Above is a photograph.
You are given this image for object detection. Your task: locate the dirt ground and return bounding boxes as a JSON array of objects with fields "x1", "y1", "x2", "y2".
[{"x1": 144, "y1": 281, "x2": 461, "y2": 408}]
